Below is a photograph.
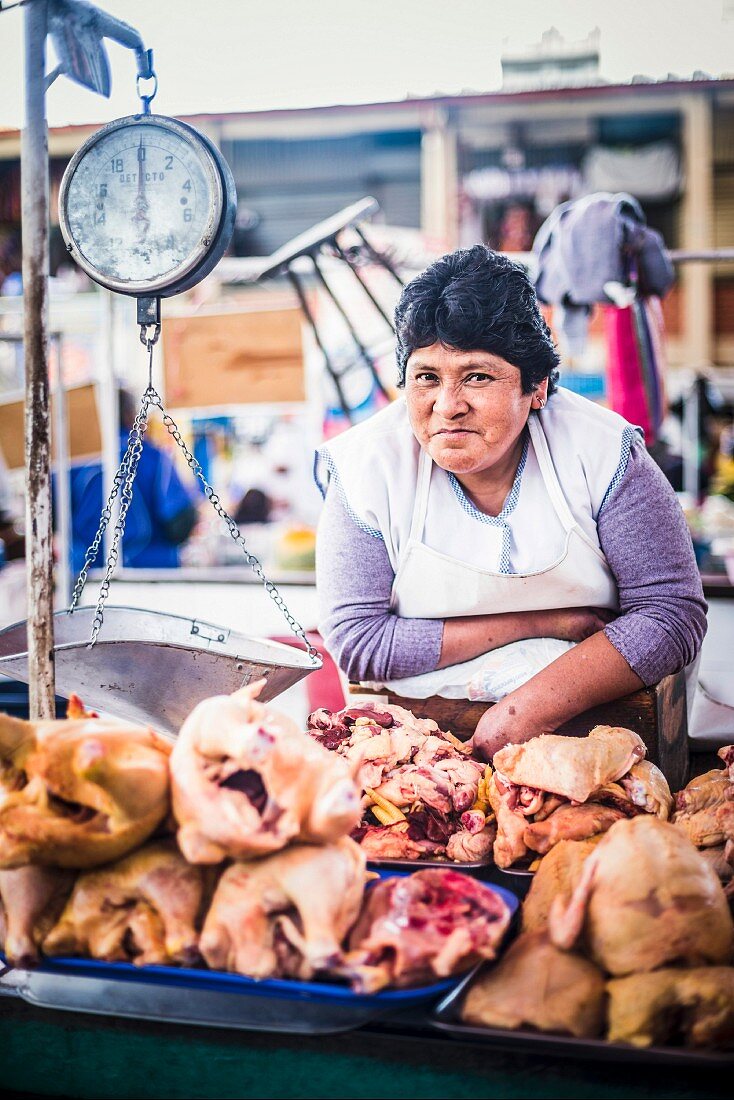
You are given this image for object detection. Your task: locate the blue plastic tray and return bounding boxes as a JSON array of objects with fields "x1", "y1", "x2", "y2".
[{"x1": 0, "y1": 880, "x2": 519, "y2": 1034}]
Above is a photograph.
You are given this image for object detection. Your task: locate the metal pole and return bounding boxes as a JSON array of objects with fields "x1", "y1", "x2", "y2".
[
  {"x1": 52, "y1": 332, "x2": 71, "y2": 608},
  {"x1": 22, "y1": 0, "x2": 55, "y2": 717}
]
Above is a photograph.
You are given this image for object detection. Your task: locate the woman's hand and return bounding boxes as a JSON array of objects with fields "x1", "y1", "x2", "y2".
[
  {"x1": 541, "y1": 606, "x2": 615, "y2": 643},
  {"x1": 471, "y1": 692, "x2": 549, "y2": 761}
]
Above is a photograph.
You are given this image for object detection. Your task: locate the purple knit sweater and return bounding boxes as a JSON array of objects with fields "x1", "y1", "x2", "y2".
[{"x1": 315, "y1": 439, "x2": 707, "y2": 686}]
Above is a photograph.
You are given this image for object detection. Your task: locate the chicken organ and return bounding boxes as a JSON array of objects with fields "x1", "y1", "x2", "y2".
[
  {"x1": 171, "y1": 683, "x2": 361, "y2": 863},
  {"x1": 0, "y1": 865, "x2": 75, "y2": 966},
  {"x1": 607, "y1": 968, "x2": 734, "y2": 1049},
  {"x1": 549, "y1": 817, "x2": 734, "y2": 975},
  {"x1": 522, "y1": 838, "x2": 601, "y2": 934},
  {"x1": 44, "y1": 841, "x2": 205, "y2": 966},
  {"x1": 200, "y1": 838, "x2": 367, "y2": 980},
  {"x1": 308, "y1": 703, "x2": 489, "y2": 862},
  {"x1": 343, "y1": 868, "x2": 510, "y2": 992},
  {"x1": 0, "y1": 710, "x2": 170, "y2": 869},
  {"x1": 494, "y1": 726, "x2": 646, "y2": 803},
  {"x1": 461, "y1": 932, "x2": 606, "y2": 1039}
]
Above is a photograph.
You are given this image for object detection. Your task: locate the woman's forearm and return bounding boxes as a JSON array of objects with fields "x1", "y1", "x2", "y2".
[
  {"x1": 473, "y1": 631, "x2": 644, "y2": 759},
  {"x1": 438, "y1": 606, "x2": 609, "y2": 669}
]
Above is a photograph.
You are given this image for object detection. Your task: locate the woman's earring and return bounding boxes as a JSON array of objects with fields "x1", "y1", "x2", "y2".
[{"x1": 536, "y1": 397, "x2": 546, "y2": 410}]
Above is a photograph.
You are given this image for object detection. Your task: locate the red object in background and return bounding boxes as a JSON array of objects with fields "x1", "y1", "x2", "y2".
[{"x1": 271, "y1": 633, "x2": 345, "y2": 714}]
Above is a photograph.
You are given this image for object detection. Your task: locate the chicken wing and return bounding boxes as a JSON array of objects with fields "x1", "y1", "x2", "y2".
[
  {"x1": 461, "y1": 932, "x2": 606, "y2": 1039},
  {"x1": 522, "y1": 838, "x2": 600, "y2": 933},
  {"x1": 0, "y1": 710, "x2": 170, "y2": 869},
  {"x1": 200, "y1": 838, "x2": 367, "y2": 980},
  {"x1": 171, "y1": 682, "x2": 361, "y2": 863},
  {"x1": 43, "y1": 840, "x2": 205, "y2": 966}
]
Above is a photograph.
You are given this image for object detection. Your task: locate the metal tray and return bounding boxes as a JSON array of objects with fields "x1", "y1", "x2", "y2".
[
  {"x1": 430, "y1": 966, "x2": 734, "y2": 1067},
  {"x1": 0, "y1": 606, "x2": 319, "y2": 734},
  {"x1": 0, "y1": 955, "x2": 456, "y2": 1035},
  {"x1": 366, "y1": 856, "x2": 491, "y2": 873},
  {"x1": 0, "y1": 881, "x2": 519, "y2": 1035}
]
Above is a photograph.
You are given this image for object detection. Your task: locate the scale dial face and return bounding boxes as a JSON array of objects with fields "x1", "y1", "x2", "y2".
[{"x1": 59, "y1": 114, "x2": 226, "y2": 296}]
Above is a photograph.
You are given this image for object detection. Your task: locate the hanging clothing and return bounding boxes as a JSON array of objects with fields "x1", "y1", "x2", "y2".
[
  {"x1": 604, "y1": 298, "x2": 666, "y2": 446},
  {"x1": 532, "y1": 191, "x2": 674, "y2": 355}
]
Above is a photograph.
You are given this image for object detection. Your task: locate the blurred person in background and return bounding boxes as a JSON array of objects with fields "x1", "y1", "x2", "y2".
[{"x1": 68, "y1": 390, "x2": 199, "y2": 572}]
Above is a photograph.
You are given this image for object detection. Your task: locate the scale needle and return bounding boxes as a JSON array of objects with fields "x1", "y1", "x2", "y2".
[{"x1": 132, "y1": 135, "x2": 151, "y2": 243}]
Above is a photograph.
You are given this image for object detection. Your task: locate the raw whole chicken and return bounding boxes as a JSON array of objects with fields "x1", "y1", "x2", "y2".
[
  {"x1": 171, "y1": 682, "x2": 361, "y2": 863},
  {"x1": 607, "y1": 968, "x2": 734, "y2": 1049},
  {"x1": 308, "y1": 703, "x2": 491, "y2": 862},
  {"x1": 200, "y1": 838, "x2": 367, "y2": 980},
  {"x1": 461, "y1": 932, "x2": 606, "y2": 1039},
  {"x1": 549, "y1": 816, "x2": 734, "y2": 975},
  {"x1": 43, "y1": 840, "x2": 205, "y2": 966},
  {"x1": 0, "y1": 706, "x2": 171, "y2": 869},
  {"x1": 0, "y1": 865, "x2": 75, "y2": 966},
  {"x1": 342, "y1": 868, "x2": 511, "y2": 992}
]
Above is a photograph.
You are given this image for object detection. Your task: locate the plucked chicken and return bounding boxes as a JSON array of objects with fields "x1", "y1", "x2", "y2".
[
  {"x1": 171, "y1": 682, "x2": 361, "y2": 863},
  {"x1": 0, "y1": 865, "x2": 75, "y2": 966},
  {"x1": 308, "y1": 703, "x2": 493, "y2": 862},
  {"x1": 44, "y1": 840, "x2": 205, "y2": 966},
  {"x1": 549, "y1": 816, "x2": 734, "y2": 975},
  {"x1": 461, "y1": 931, "x2": 606, "y2": 1039},
  {"x1": 488, "y1": 727, "x2": 671, "y2": 868},
  {"x1": 342, "y1": 868, "x2": 511, "y2": 992},
  {"x1": 607, "y1": 968, "x2": 734, "y2": 1049},
  {"x1": 0, "y1": 705, "x2": 171, "y2": 869},
  {"x1": 200, "y1": 838, "x2": 367, "y2": 980}
]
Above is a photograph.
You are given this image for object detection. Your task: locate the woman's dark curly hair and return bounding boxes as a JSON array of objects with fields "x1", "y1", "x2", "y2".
[{"x1": 395, "y1": 244, "x2": 559, "y2": 395}]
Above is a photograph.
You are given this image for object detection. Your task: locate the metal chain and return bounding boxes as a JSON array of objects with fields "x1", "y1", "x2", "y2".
[
  {"x1": 70, "y1": 329, "x2": 320, "y2": 664},
  {"x1": 146, "y1": 388, "x2": 320, "y2": 665}
]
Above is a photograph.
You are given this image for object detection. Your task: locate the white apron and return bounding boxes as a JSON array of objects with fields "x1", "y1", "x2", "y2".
[{"x1": 390, "y1": 413, "x2": 618, "y2": 620}]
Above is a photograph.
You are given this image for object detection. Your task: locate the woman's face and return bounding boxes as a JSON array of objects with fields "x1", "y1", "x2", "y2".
[{"x1": 404, "y1": 342, "x2": 547, "y2": 477}]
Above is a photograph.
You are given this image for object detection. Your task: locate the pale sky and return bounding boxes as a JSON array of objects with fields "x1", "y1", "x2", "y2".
[{"x1": 0, "y1": 0, "x2": 733, "y2": 129}]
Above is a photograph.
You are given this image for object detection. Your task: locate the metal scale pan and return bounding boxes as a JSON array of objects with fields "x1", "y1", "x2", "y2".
[{"x1": 0, "y1": 606, "x2": 319, "y2": 736}]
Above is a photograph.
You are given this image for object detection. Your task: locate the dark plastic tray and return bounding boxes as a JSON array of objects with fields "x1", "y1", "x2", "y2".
[
  {"x1": 430, "y1": 966, "x2": 734, "y2": 1067},
  {"x1": 0, "y1": 881, "x2": 519, "y2": 1035}
]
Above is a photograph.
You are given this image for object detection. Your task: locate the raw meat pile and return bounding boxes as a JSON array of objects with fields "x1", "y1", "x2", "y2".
[
  {"x1": 487, "y1": 725, "x2": 673, "y2": 868},
  {"x1": 0, "y1": 687, "x2": 511, "y2": 993},
  {"x1": 307, "y1": 702, "x2": 495, "y2": 862}
]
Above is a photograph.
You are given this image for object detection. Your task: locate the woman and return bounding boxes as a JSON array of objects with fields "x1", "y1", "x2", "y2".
[{"x1": 314, "y1": 246, "x2": 706, "y2": 759}]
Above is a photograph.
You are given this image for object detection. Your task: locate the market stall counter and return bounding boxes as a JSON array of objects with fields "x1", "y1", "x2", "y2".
[{"x1": 0, "y1": 997, "x2": 730, "y2": 1100}]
